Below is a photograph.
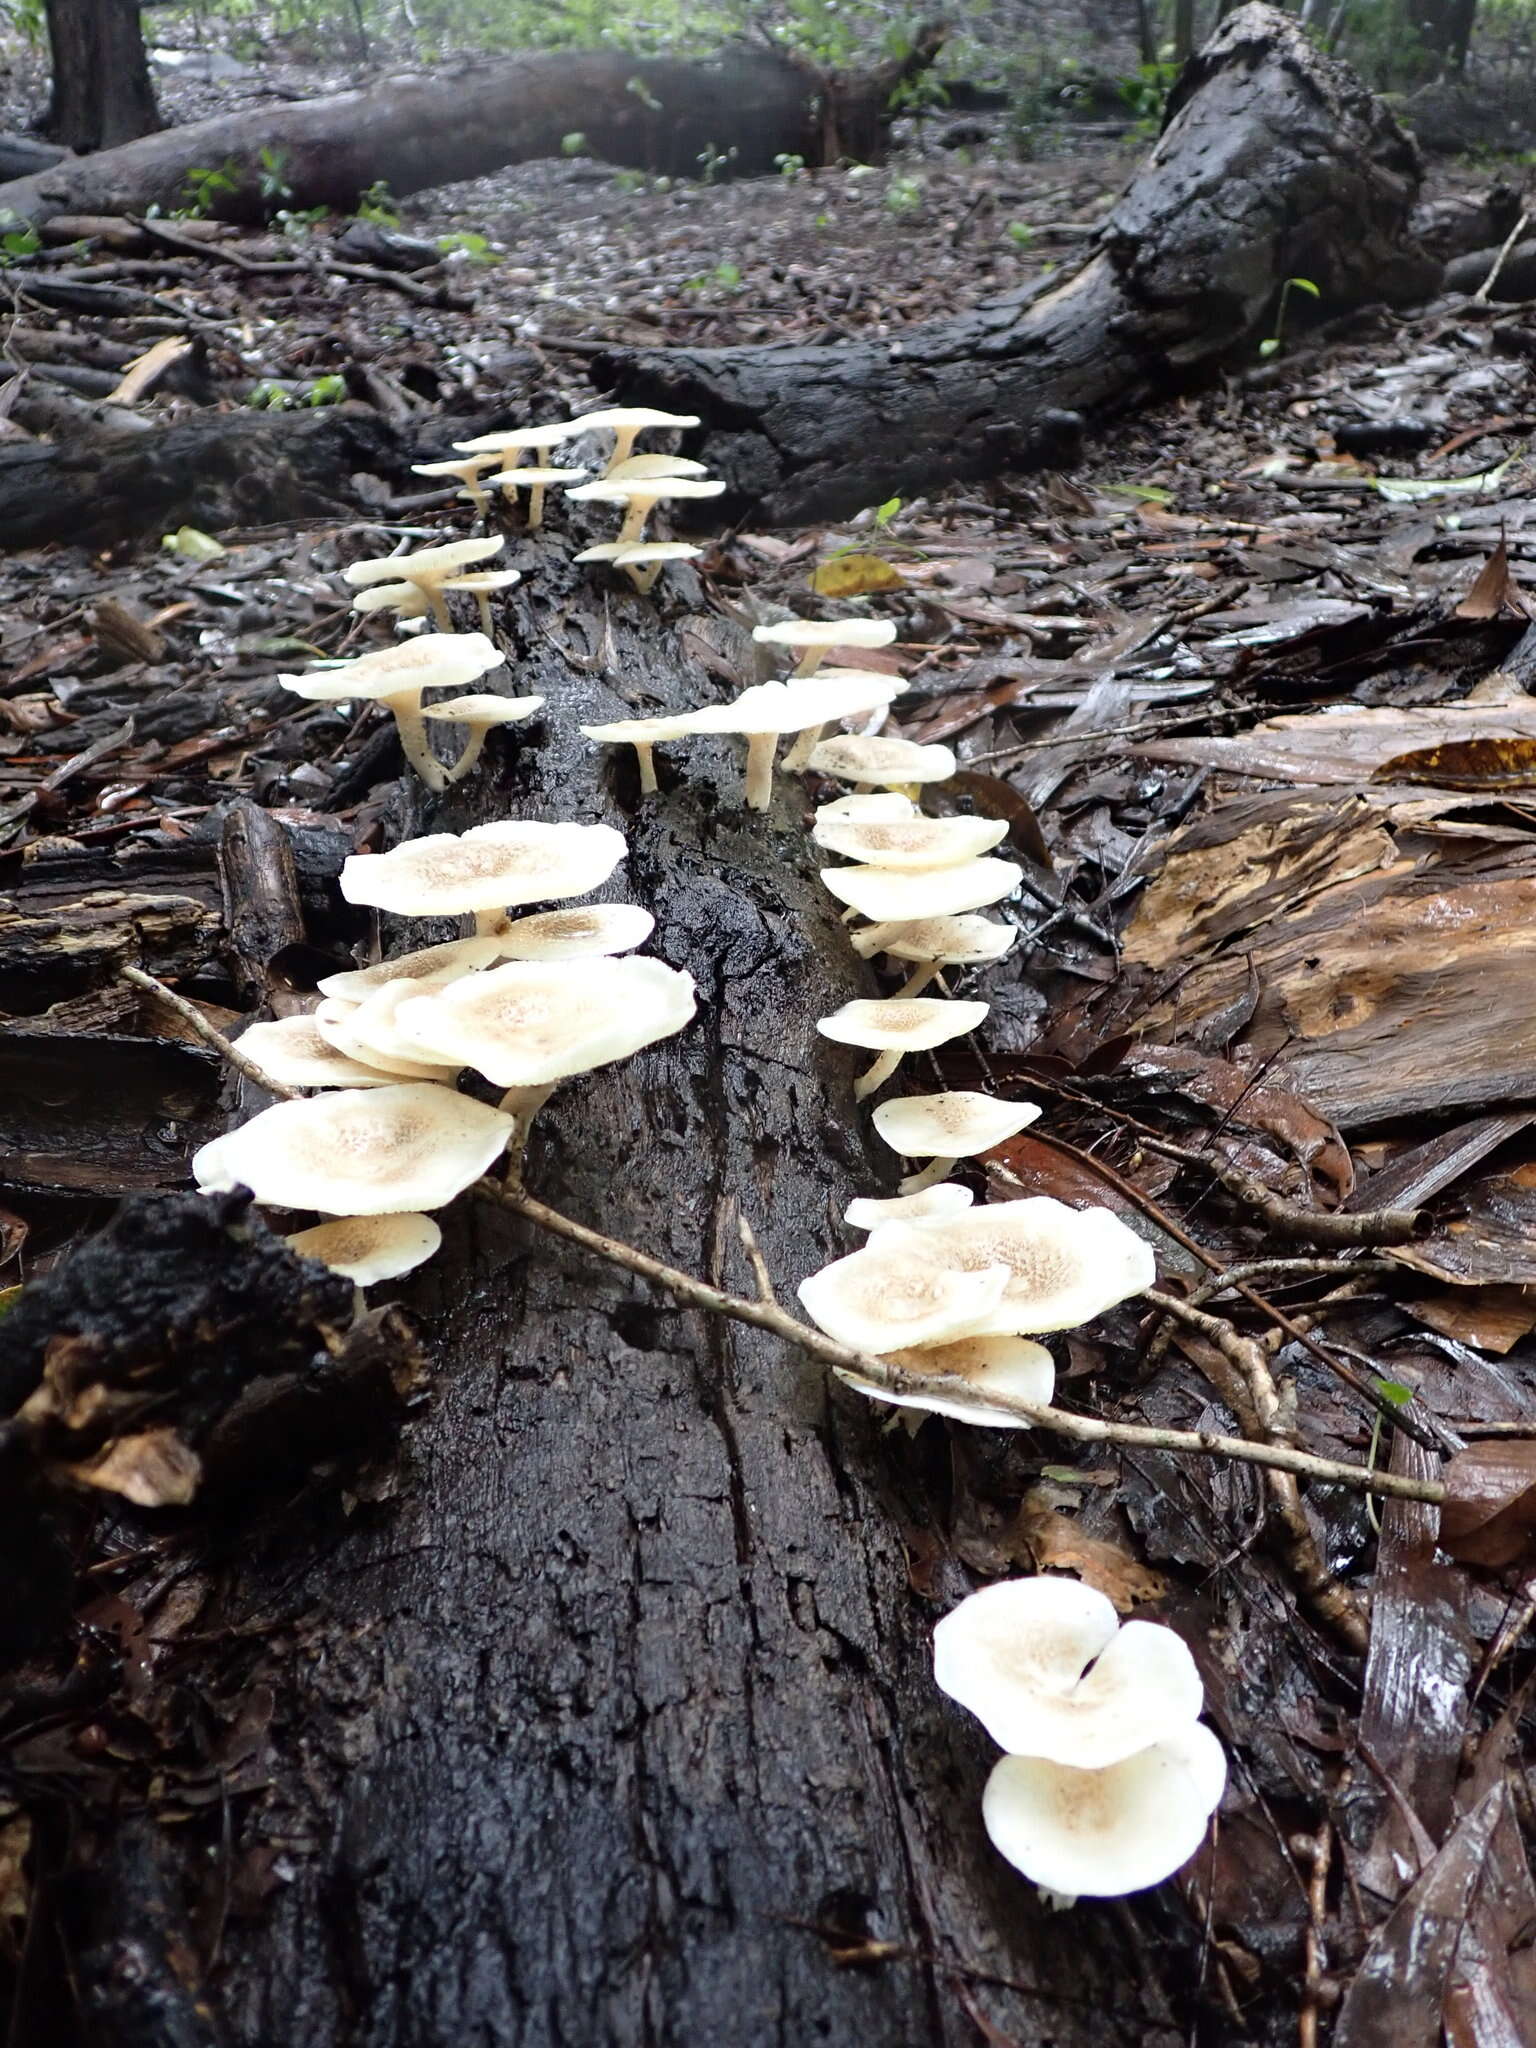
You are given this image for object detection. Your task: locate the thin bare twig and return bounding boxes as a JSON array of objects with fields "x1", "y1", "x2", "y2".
[
  {"x1": 1130, "y1": 1129, "x2": 1420, "y2": 1246},
  {"x1": 119, "y1": 964, "x2": 297, "y2": 1098},
  {"x1": 1472, "y1": 209, "x2": 1531, "y2": 306},
  {"x1": 483, "y1": 1183, "x2": 1445, "y2": 1505}
]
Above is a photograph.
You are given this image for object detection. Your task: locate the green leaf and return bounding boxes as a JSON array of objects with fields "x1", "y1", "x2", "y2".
[
  {"x1": 1373, "y1": 1376, "x2": 1415, "y2": 1408},
  {"x1": 160, "y1": 525, "x2": 227, "y2": 562},
  {"x1": 1288, "y1": 276, "x2": 1321, "y2": 298},
  {"x1": 1039, "y1": 1464, "x2": 1090, "y2": 1484},
  {"x1": 1258, "y1": 337, "x2": 1280, "y2": 357}
]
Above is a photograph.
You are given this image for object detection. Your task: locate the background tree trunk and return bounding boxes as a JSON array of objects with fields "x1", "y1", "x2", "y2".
[{"x1": 44, "y1": 0, "x2": 160, "y2": 152}]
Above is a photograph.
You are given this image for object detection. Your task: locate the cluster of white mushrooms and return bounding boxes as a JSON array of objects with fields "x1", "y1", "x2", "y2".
[
  {"x1": 203, "y1": 402, "x2": 1227, "y2": 1911},
  {"x1": 934, "y1": 1579, "x2": 1226, "y2": 1904}
]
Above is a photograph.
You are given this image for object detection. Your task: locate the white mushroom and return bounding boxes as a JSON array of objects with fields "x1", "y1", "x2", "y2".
[
  {"x1": 797, "y1": 1230, "x2": 1013, "y2": 1353},
  {"x1": 339, "y1": 820, "x2": 627, "y2": 935},
  {"x1": 489, "y1": 466, "x2": 588, "y2": 528},
  {"x1": 819, "y1": 792, "x2": 918, "y2": 823},
  {"x1": 278, "y1": 632, "x2": 505, "y2": 792},
  {"x1": 318, "y1": 934, "x2": 506, "y2": 1004},
  {"x1": 350, "y1": 580, "x2": 431, "y2": 623},
  {"x1": 569, "y1": 405, "x2": 701, "y2": 473},
  {"x1": 869, "y1": 1198, "x2": 1157, "y2": 1334},
  {"x1": 410, "y1": 455, "x2": 500, "y2": 514},
  {"x1": 453, "y1": 422, "x2": 581, "y2": 470},
  {"x1": 839, "y1": 1334, "x2": 1055, "y2": 1429},
  {"x1": 752, "y1": 617, "x2": 898, "y2": 679},
  {"x1": 607, "y1": 453, "x2": 710, "y2": 481},
  {"x1": 852, "y1": 912, "x2": 1018, "y2": 995},
  {"x1": 418, "y1": 692, "x2": 544, "y2": 783},
  {"x1": 580, "y1": 711, "x2": 711, "y2": 794},
  {"x1": 816, "y1": 996, "x2": 989, "y2": 1099},
  {"x1": 286, "y1": 1212, "x2": 442, "y2": 1286},
  {"x1": 808, "y1": 733, "x2": 958, "y2": 789},
  {"x1": 820, "y1": 858, "x2": 1022, "y2": 924},
  {"x1": 316, "y1": 982, "x2": 464, "y2": 1080},
  {"x1": 873, "y1": 1091, "x2": 1043, "y2": 1193},
  {"x1": 435, "y1": 569, "x2": 523, "y2": 634},
  {"x1": 812, "y1": 813, "x2": 1009, "y2": 871},
  {"x1": 982, "y1": 1725, "x2": 1227, "y2": 1903},
  {"x1": 342, "y1": 538, "x2": 508, "y2": 631},
  {"x1": 691, "y1": 677, "x2": 902, "y2": 811},
  {"x1": 933, "y1": 1578, "x2": 1205, "y2": 1766},
  {"x1": 612, "y1": 541, "x2": 704, "y2": 595},
  {"x1": 844, "y1": 1183, "x2": 976, "y2": 1229},
  {"x1": 493, "y1": 903, "x2": 656, "y2": 959},
  {"x1": 566, "y1": 475, "x2": 725, "y2": 546},
  {"x1": 192, "y1": 1082, "x2": 513, "y2": 1215},
  {"x1": 233, "y1": 1014, "x2": 409, "y2": 1091}
]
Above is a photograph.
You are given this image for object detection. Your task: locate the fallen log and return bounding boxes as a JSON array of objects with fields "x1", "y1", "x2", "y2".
[
  {"x1": 597, "y1": 4, "x2": 1443, "y2": 526},
  {"x1": 0, "y1": 35, "x2": 941, "y2": 228}
]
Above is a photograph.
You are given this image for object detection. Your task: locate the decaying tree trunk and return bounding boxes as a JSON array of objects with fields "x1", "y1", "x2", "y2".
[
  {"x1": 43, "y1": 0, "x2": 161, "y2": 152},
  {"x1": 0, "y1": 35, "x2": 941, "y2": 228},
  {"x1": 598, "y1": 4, "x2": 1442, "y2": 526},
  {"x1": 3, "y1": 557, "x2": 1200, "y2": 2046}
]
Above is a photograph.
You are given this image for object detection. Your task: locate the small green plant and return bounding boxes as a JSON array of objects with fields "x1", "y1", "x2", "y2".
[
  {"x1": 436, "y1": 231, "x2": 499, "y2": 265},
  {"x1": 560, "y1": 131, "x2": 588, "y2": 156},
  {"x1": 256, "y1": 144, "x2": 293, "y2": 205},
  {"x1": 1005, "y1": 220, "x2": 1034, "y2": 249},
  {"x1": 246, "y1": 379, "x2": 293, "y2": 411},
  {"x1": 355, "y1": 180, "x2": 401, "y2": 227},
  {"x1": 625, "y1": 74, "x2": 663, "y2": 112},
  {"x1": 696, "y1": 142, "x2": 738, "y2": 184},
  {"x1": 613, "y1": 169, "x2": 649, "y2": 193},
  {"x1": 0, "y1": 209, "x2": 40, "y2": 264},
  {"x1": 275, "y1": 204, "x2": 329, "y2": 240},
  {"x1": 306, "y1": 375, "x2": 347, "y2": 406},
  {"x1": 873, "y1": 495, "x2": 902, "y2": 529},
  {"x1": 1259, "y1": 275, "x2": 1320, "y2": 357},
  {"x1": 683, "y1": 259, "x2": 743, "y2": 293},
  {"x1": 1118, "y1": 60, "x2": 1178, "y2": 133},
  {"x1": 178, "y1": 161, "x2": 240, "y2": 220},
  {"x1": 885, "y1": 173, "x2": 924, "y2": 214},
  {"x1": 774, "y1": 151, "x2": 807, "y2": 179}
]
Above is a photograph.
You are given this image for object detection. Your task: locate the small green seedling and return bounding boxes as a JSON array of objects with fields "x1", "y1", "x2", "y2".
[
  {"x1": 885, "y1": 173, "x2": 924, "y2": 214},
  {"x1": 306, "y1": 374, "x2": 347, "y2": 406},
  {"x1": 355, "y1": 180, "x2": 401, "y2": 227},
  {"x1": 561, "y1": 132, "x2": 588, "y2": 156},
  {"x1": 1259, "y1": 275, "x2": 1320, "y2": 358},
  {"x1": 1005, "y1": 220, "x2": 1034, "y2": 249}
]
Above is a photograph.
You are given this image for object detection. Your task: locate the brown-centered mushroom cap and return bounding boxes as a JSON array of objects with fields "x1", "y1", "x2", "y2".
[
  {"x1": 839, "y1": 1333, "x2": 1056, "y2": 1429},
  {"x1": 340, "y1": 819, "x2": 627, "y2": 922},
  {"x1": 797, "y1": 1229, "x2": 1011, "y2": 1352},
  {"x1": 315, "y1": 983, "x2": 465, "y2": 1080},
  {"x1": 849, "y1": 914, "x2": 1016, "y2": 966},
  {"x1": 872, "y1": 1090, "x2": 1042, "y2": 1192},
  {"x1": 278, "y1": 632, "x2": 506, "y2": 792},
  {"x1": 812, "y1": 813, "x2": 1009, "y2": 871},
  {"x1": 580, "y1": 710, "x2": 712, "y2": 793},
  {"x1": 808, "y1": 734, "x2": 957, "y2": 787},
  {"x1": 286, "y1": 1211, "x2": 442, "y2": 1286},
  {"x1": 234, "y1": 1014, "x2": 407, "y2": 1090},
  {"x1": 691, "y1": 677, "x2": 901, "y2": 810},
  {"x1": 319, "y1": 934, "x2": 505, "y2": 1003},
  {"x1": 820, "y1": 858, "x2": 1022, "y2": 923},
  {"x1": 816, "y1": 995, "x2": 990, "y2": 1099},
  {"x1": 493, "y1": 903, "x2": 656, "y2": 959}
]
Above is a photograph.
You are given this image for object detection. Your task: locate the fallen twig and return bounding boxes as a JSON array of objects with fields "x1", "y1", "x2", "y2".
[{"x1": 118, "y1": 964, "x2": 297, "y2": 1098}]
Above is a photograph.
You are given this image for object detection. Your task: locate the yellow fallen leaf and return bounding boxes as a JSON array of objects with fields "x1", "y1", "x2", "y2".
[{"x1": 810, "y1": 552, "x2": 905, "y2": 597}]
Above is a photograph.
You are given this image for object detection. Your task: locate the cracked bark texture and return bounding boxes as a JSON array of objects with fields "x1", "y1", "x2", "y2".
[
  {"x1": 598, "y1": 3, "x2": 1440, "y2": 526},
  {"x1": 59, "y1": 556, "x2": 1198, "y2": 2048}
]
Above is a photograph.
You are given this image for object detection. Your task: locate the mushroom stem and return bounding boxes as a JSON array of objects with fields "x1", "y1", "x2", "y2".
[
  {"x1": 894, "y1": 963, "x2": 939, "y2": 997},
  {"x1": 426, "y1": 588, "x2": 454, "y2": 632},
  {"x1": 440, "y1": 731, "x2": 491, "y2": 787},
  {"x1": 472, "y1": 908, "x2": 513, "y2": 938},
  {"x1": 744, "y1": 731, "x2": 777, "y2": 810},
  {"x1": 474, "y1": 593, "x2": 495, "y2": 635},
  {"x1": 498, "y1": 1082, "x2": 558, "y2": 1183},
  {"x1": 792, "y1": 650, "x2": 827, "y2": 679},
  {"x1": 781, "y1": 722, "x2": 826, "y2": 773},
  {"x1": 392, "y1": 704, "x2": 447, "y2": 792},
  {"x1": 854, "y1": 1049, "x2": 903, "y2": 1100},
  {"x1": 898, "y1": 1156, "x2": 956, "y2": 1195},
  {"x1": 528, "y1": 483, "x2": 548, "y2": 528},
  {"x1": 627, "y1": 563, "x2": 663, "y2": 597},
  {"x1": 616, "y1": 503, "x2": 652, "y2": 546},
  {"x1": 608, "y1": 426, "x2": 642, "y2": 470},
  {"x1": 633, "y1": 740, "x2": 659, "y2": 795}
]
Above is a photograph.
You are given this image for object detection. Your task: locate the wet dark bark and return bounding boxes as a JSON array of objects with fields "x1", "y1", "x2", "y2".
[
  {"x1": 3, "y1": 560, "x2": 1200, "y2": 2046},
  {"x1": 597, "y1": 4, "x2": 1441, "y2": 526},
  {"x1": 43, "y1": 0, "x2": 161, "y2": 152},
  {"x1": 0, "y1": 36, "x2": 941, "y2": 228}
]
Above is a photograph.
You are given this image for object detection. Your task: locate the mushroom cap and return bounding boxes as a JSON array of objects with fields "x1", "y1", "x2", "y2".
[
  {"x1": 192, "y1": 1082, "x2": 513, "y2": 1215},
  {"x1": 343, "y1": 537, "x2": 506, "y2": 588},
  {"x1": 493, "y1": 467, "x2": 587, "y2": 489},
  {"x1": 315, "y1": 984, "x2": 464, "y2": 1080},
  {"x1": 850, "y1": 914, "x2": 1016, "y2": 966},
  {"x1": 350, "y1": 581, "x2": 431, "y2": 618},
  {"x1": 580, "y1": 713, "x2": 711, "y2": 745},
  {"x1": 813, "y1": 814, "x2": 1009, "y2": 871},
  {"x1": 394, "y1": 955, "x2": 696, "y2": 1087},
  {"x1": 841, "y1": 1333, "x2": 1055, "y2": 1429},
  {"x1": 816, "y1": 997, "x2": 989, "y2": 1054},
  {"x1": 233, "y1": 1014, "x2": 406, "y2": 1090},
  {"x1": 692, "y1": 675, "x2": 898, "y2": 739},
  {"x1": 872, "y1": 1091, "x2": 1042, "y2": 1161},
  {"x1": 982, "y1": 1723, "x2": 1227, "y2": 1900},
  {"x1": 565, "y1": 478, "x2": 725, "y2": 507},
  {"x1": 494, "y1": 903, "x2": 655, "y2": 959},
  {"x1": 819, "y1": 793, "x2": 918, "y2": 823},
  {"x1": 934, "y1": 1577, "x2": 1205, "y2": 1766},
  {"x1": 613, "y1": 542, "x2": 704, "y2": 565},
  {"x1": 318, "y1": 934, "x2": 505, "y2": 1003},
  {"x1": 279, "y1": 632, "x2": 504, "y2": 705},
  {"x1": 607, "y1": 453, "x2": 710, "y2": 480},
  {"x1": 574, "y1": 543, "x2": 646, "y2": 564},
  {"x1": 797, "y1": 1232, "x2": 1013, "y2": 1352},
  {"x1": 286, "y1": 1211, "x2": 442, "y2": 1285},
  {"x1": 412, "y1": 457, "x2": 498, "y2": 479},
  {"x1": 419, "y1": 694, "x2": 545, "y2": 726},
  {"x1": 844, "y1": 1183, "x2": 976, "y2": 1229},
  {"x1": 752, "y1": 619, "x2": 898, "y2": 651},
  {"x1": 820, "y1": 858, "x2": 1022, "y2": 922},
  {"x1": 871, "y1": 1197, "x2": 1157, "y2": 1334},
  {"x1": 340, "y1": 819, "x2": 627, "y2": 916},
  {"x1": 453, "y1": 423, "x2": 580, "y2": 455},
  {"x1": 438, "y1": 570, "x2": 523, "y2": 595},
  {"x1": 808, "y1": 734, "x2": 957, "y2": 786},
  {"x1": 571, "y1": 406, "x2": 701, "y2": 432}
]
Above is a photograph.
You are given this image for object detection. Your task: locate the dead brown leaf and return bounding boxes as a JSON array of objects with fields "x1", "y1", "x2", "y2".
[
  {"x1": 62, "y1": 1427, "x2": 202, "y2": 1508},
  {"x1": 1440, "y1": 1441, "x2": 1536, "y2": 1568},
  {"x1": 808, "y1": 552, "x2": 905, "y2": 596},
  {"x1": 1016, "y1": 1492, "x2": 1168, "y2": 1610},
  {"x1": 1407, "y1": 1285, "x2": 1536, "y2": 1355},
  {"x1": 1373, "y1": 736, "x2": 1536, "y2": 789},
  {"x1": 1451, "y1": 541, "x2": 1533, "y2": 622}
]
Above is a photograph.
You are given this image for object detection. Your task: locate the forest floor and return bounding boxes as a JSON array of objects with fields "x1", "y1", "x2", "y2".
[{"x1": 2, "y1": 25, "x2": 1536, "y2": 2047}]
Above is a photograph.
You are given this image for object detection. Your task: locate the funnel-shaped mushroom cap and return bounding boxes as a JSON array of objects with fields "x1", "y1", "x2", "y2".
[
  {"x1": 841, "y1": 1333, "x2": 1055, "y2": 1429},
  {"x1": 693, "y1": 676, "x2": 898, "y2": 738},
  {"x1": 817, "y1": 998, "x2": 989, "y2": 1055},
  {"x1": 340, "y1": 820, "x2": 627, "y2": 917},
  {"x1": 813, "y1": 814, "x2": 1009, "y2": 871},
  {"x1": 934, "y1": 1578, "x2": 1205, "y2": 1765},
  {"x1": 819, "y1": 793, "x2": 918, "y2": 824},
  {"x1": 565, "y1": 478, "x2": 724, "y2": 509},
  {"x1": 234, "y1": 1015, "x2": 406, "y2": 1090},
  {"x1": 286, "y1": 1211, "x2": 442, "y2": 1285},
  {"x1": 797, "y1": 1233, "x2": 1012, "y2": 1353},
  {"x1": 753, "y1": 618, "x2": 898, "y2": 652},
  {"x1": 453, "y1": 423, "x2": 579, "y2": 457},
  {"x1": 844, "y1": 1183, "x2": 976, "y2": 1229},
  {"x1": 279, "y1": 632, "x2": 504, "y2": 704},
  {"x1": 438, "y1": 570, "x2": 523, "y2": 598},
  {"x1": 318, "y1": 934, "x2": 504, "y2": 1004},
  {"x1": 809, "y1": 734, "x2": 957, "y2": 785},
  {"x1": 317, "y1": 983, "x2": 464, "y2": 1079},
  {"x1": 192, "y1": 1083, "x2": 513, "y2": 1215},
  {"x1": 607, "y1": 453, "x2": 710, "y2": 480},
  {"x1": 821, "y1": 858, "x2": 1022, "y2": 922},
  {"x1": 419, "y1": 694, "x2": 544, "y2": 727},
  {"x1": 873, "y1": 1092, "x2": 1042, "y2": 1162},
  {"x1": 571, "y1": 406, "x2": 701, "y2": 434},
  {"x1": 850, "y1": 915, "x2": 1016, "y2": 966},
  {"x1": 494, "y1": 903, "x2": 655, "y2": 959},
  {"x1": 875, "y1": 1198, "x2": 1156, "y2": 1334},
  {"x1": 982, "y1": 1724, "x2": 1227, "y2": 1900},
  {"x1": 343, "y1": 537, "x2": 505, "y2": 588},
  {"x1": 351, "y1": 581, "x2": 431, "y2": 619},
  {"x1": 395, "y1": 956, "x2": 696, "y2": 1088}
]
